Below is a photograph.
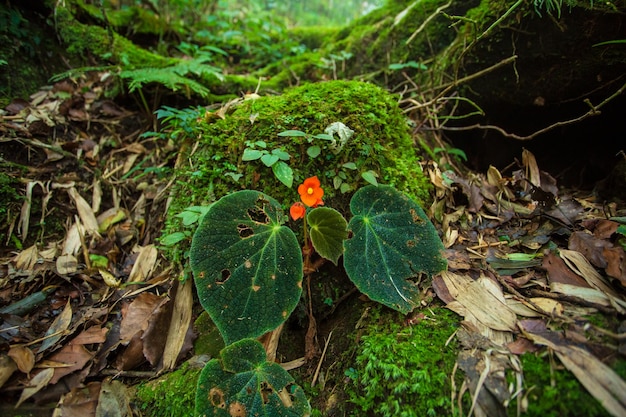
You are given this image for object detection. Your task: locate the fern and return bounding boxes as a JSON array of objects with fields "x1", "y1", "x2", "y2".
[{"x1": 120, "y1": 56, "x2": 223, "y2": 98}]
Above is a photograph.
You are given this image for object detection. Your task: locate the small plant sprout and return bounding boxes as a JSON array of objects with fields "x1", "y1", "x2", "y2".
[{"x1": 190, "y1": 175, "x2": 447, "y2": 415}]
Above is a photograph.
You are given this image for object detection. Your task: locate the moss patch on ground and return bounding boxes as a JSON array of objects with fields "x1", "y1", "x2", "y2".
[
  {"x1": 345, "y1": 305, "x2": 461, "y2": 417},
  {"x1": 134, "y1": 361, "x2": 202, "y2": 417}
]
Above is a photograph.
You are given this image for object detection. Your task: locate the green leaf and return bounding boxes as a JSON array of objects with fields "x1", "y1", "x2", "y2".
[
  {"x1": 344, "y1": 185, "x2": 447, "y2": 313},
  {"x1": 307, "y1": 146, "x2": 321, "y2": 158},
  {"x1": 312, "y1": 133, "x2": 333, "y2": 140},
  {"x1": 271, "y1": 149, "x2": 291, "y2": 161},
  {"x1": 242, "y1": 148, "x2": 264, "y2": 161},
  {"x1": 261, "y1": 153, "x2": 279, "y2": 167},
  {"x1": 361, "y1": 170, "x2": 379, "y2": 186},
  {"x1": 277, "y1": 130, "x2": 307, "y2": 137},
  {"x1": 342, "y1": 162, "x2": 357, "y2": 170},
  {"x1": 617, "y1": 224, "x2": 626, "y2": 236},
  {"x1": 195, "y1": 339, "x2": 311, "y2": 417},
  {"x1": 160, "y1": 231, "x2": 188, "y2": 246},
  {"x1": 307, "y1": 208, "x2": 348, "y2": 265},
  {"x1": 272, "y1": 161, "x2": 294, "y2": 188},
  {"x1": 190, "y1": 191, "x2": 303, "y2": 344}
]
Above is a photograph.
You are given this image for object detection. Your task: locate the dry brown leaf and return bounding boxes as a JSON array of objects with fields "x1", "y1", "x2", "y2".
[
  {"x1": 61, "y1": 223, "x2": 83, "y2": 256},
  {"x1": 48, "y1": 343, "x2": 94, "y2": 384},
  {"x1": 96, "y1": 380, "x2": 131, "y2": 417},
  {"x1": 602, "y1": 247, "x2": 626, "y2": 286},
  {"x1": 522, "y1": 148, "x2": 540, "y2": 188},
  {"x1": 16, "y1": 367, "x2": 55, "y2": 408},
  {"x1": 8, "y1": 346, "x2": 35, "y2": 374},
  {"x1": 14, "y1": 245, "x2": 40, "y2": 271},
  {"x1": 68, "y1": 187, "x2": 99, "y2": 233},
  {"x1": 38, "y1": 299, "x2": 73, "y2": 353},
  {"x1": 0, "y1": 354, "x2": 18, "y2": 389},
  {"x1": 521, "y1": 324, "x2": 626, "y2": 417},
  {"x1": 542, "y1": 251, "x2": 590, "y2": 288},
  {"x1": 162, "y1": 279, "x2": 193, "y2": 370},
  {"x1": 57, "y1": 254, "x2": 79, "y2": 275},
  {"x1": 119, "y1": 292, "x2": 164, "y2": 342},
  {"x1": 505, "y1": 297, "x2": 563, "y2": 317},
  {"x1": 127, "y1": 244, "x2": 158, "y2": 283},
  {"x1": 57, "y1": 381, "x2": 101, "y2": 417},
  {"x1": 99, "y1": 269, "x2": 121, "y2": 288},
  {"x1": 568, "y1": 231, "x2": 611, "y2": 269},
  {"x1": 441, "y1": 271, "x2": 517, "y2": 332},
  {"x1": 70, "y1": 326, "x2": 108, "y2": 346},
  {"x1": 560, "y1": 249, "x2": 626, "y2": 313}
]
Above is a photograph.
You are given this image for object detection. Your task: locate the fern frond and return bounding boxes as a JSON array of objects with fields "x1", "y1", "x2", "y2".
[{"x1": 119, "y1": 67, "x2": 210, "y2": 97}]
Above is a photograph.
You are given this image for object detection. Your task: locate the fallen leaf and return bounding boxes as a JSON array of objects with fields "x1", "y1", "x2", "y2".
[
  {"x1": 14, "y1": 245, "x2": 40, "y2": 271},
  {"x1": 521, "y1": 322, "x2": 626, "y2": 417},
  {"x1": 39, "y1": 299, "x2": 73, "y2": 353},
  {"x1": 560, "y1": 249, "x2": 626, "y2": 313},
  {"x1": 568, "y1": 231, "x2": 611, "y2": 269},
  {"x1": 119, "y1": 292, "x2": 164, "y2": 342},
  {"x1": 70, "y1": 327, "x2": 108, "y2": 346},
  {"x1": 57, "y1": 381, "x2": 101, "y2": 417},
  {"x1": 127, "y1": 244, "x2": 158, "y2": 283},
  {"x1": 0, "y1": 354, "x2": 18, "y2": 389},
  {"x1": 8, "y1": 346, "x2": 35, "y2": 374},
  {"x1": 96, "y1": 379, "x2": 131, "y2": 417},
  {"x1": 48, "y1": 343, "x2": 94, "y2": 384},
  {"x1": 161, "y1": 279, "x2": 193, "y2": 370},
  {"x1": 16, "y1": 367, "x2": 55, "y2": 408},
  {"x1": 440, "y1": 271, "x2": 517, "y2": 332},
  {"x1": 68, "y1": 187, "x2": 99, "y2": 233}
]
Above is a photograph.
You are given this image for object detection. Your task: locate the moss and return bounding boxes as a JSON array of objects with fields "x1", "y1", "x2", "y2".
[
  {"x1": 508, "y1": 351, "x2": 626, "y2": 417},
  {"x1": 346, "y1": 305, "x2": 461, "y2": 417},
  {"x1": 0, "y1": 172, "x2": 23, "y2": 245},
  {"x1": 134, "y1": 361, "x2": 201, "y2": 417},
  {"x1": 288, "y1": 25, "x2": 340, "y2": 50},
  {"x1": 162, "y1": 80, "x2": 431, "y2": 259},
  {"x1": 54, "y1": 5, "x2": 172, "y2": 68},
  {"x1": 193, "y1": 312, "x2": 225, "y2": 358}
]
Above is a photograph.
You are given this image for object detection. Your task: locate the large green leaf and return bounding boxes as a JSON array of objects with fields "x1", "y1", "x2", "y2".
[
  {"x1": 190, "y1": 191, "x2": 303, "y2": 344},
  {"x1": 344, "y1": 185, "x2": 447, "y2": 313},
  {"x1": 307, "y1": 207, "x2": 348, "y2": 265},
  {"x1": 196, "y1": 339, "x2": 311, "y2": 417}
]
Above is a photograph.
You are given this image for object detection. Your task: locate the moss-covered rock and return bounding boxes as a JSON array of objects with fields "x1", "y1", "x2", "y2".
[{"x1": 163, "y1": 80, "x2": 432, "y2": 254}]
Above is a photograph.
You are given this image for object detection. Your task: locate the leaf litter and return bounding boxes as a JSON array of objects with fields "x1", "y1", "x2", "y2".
[
  {"x1": 0, "y1": 72, "x2": 193, "y2": 414},
  {"x1": 428, "y1": 150, "x2": 626, "y2": 416},
  {"x1": 0, "y1": 72, "x2": 625, "y2": 416}
]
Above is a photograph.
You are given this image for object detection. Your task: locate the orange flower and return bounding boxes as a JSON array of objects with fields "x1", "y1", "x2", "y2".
[
  {"x1": 289, "y1": 202, "x2": 306, "y2": 221},
  {"x1": 298, "y1": 176, "x2": 324, "y2": 207}
]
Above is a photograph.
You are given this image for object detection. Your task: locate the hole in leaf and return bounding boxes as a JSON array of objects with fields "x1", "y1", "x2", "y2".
[
  {"x1": 247, "y1": 206, "x2": 269, "y2": 224},
  {"x1": 209, "y1": 387, "x2": 226, "y2": 408},
  {"x1": 406, "y1": 239, "x2": 416, "y2": 248},
  {"x1": 218, "y1": 269, "x2": 231, "y2": 284},
  {"x1": 260, "y1": 381, "x2": 273, "y2": 404},
  {"x1": 238, "y1": 224, "x2": 254, "y2": 238}
]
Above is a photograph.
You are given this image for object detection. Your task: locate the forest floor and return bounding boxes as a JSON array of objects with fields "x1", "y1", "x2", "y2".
[{"x1": 1, "y1": 71, "x2": 626, "y2": 417}]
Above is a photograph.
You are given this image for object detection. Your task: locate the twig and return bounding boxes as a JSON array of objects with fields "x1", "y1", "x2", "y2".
[
  {"x1": 438, "y1": 80, "x2": 626, "y2": 140},
  {"x1": 311, "y1": 330, "x2": 333, "y2": 387},
  {"x1": 406, "y1": 1, "x2": 452, "y2": 45}
]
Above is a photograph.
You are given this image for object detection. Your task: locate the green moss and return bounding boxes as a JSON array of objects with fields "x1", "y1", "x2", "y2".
[
  {"x1": 54, "y1": 6, "x2": 172, "y2": 68},
  {"x1": 163, "y1": 80, "x2": 431, "y2": 257},
  {"x1": 509, "y1": 352, "x2": 626, "y2": 417},
  {"x1": 134, "y1": 362, "x2": 201, "y2": 417},
  {"x1": 347, "y1": 305, "x2": 461, "y2": 417},
  {"x1": 193, "y1": 312, "x2": 225, "y2": 358},
  {"x1": 288, "y1": 26, "x2": 340, "y2": 50}
]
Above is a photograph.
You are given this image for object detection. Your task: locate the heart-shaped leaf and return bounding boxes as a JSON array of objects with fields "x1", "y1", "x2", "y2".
[
  {"x1": 272, "y1": 161, "x2": 294, "y2": 188},
  {"x1": 242, "y1": 148, "x2": 264, "y2": 161},
  {"x1": 261, "y1": 153, "x2": 279, "y2": 167},
  {"x1": 190, "y1": 191, "x2": 303, "y2": 344},
  {"x1": 307, "y1": 207, "x2": 348, "y2": 265},
  {"x1": 196, "y1": 339, "x2": 310, "y2": 417},
  {"x1": 344, "y1": 185, "x2": 447, "y2": 313}
]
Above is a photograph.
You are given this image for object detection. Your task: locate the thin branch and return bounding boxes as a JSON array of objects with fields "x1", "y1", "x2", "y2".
[
  {"x1": 439, "y1": 81, "x2": 626, "y2": 141},
  {"x1": 406, "y1": 1, "x2": 452, "y2": 45}
]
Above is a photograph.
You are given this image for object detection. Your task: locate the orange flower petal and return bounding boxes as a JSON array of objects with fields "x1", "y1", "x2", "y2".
[
  {"x1": 290, "y1": 202, "x2": 306, "y2": 220},
  {"x1": 298, "y1": 176, "x2": 324, "y2": 207}
]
